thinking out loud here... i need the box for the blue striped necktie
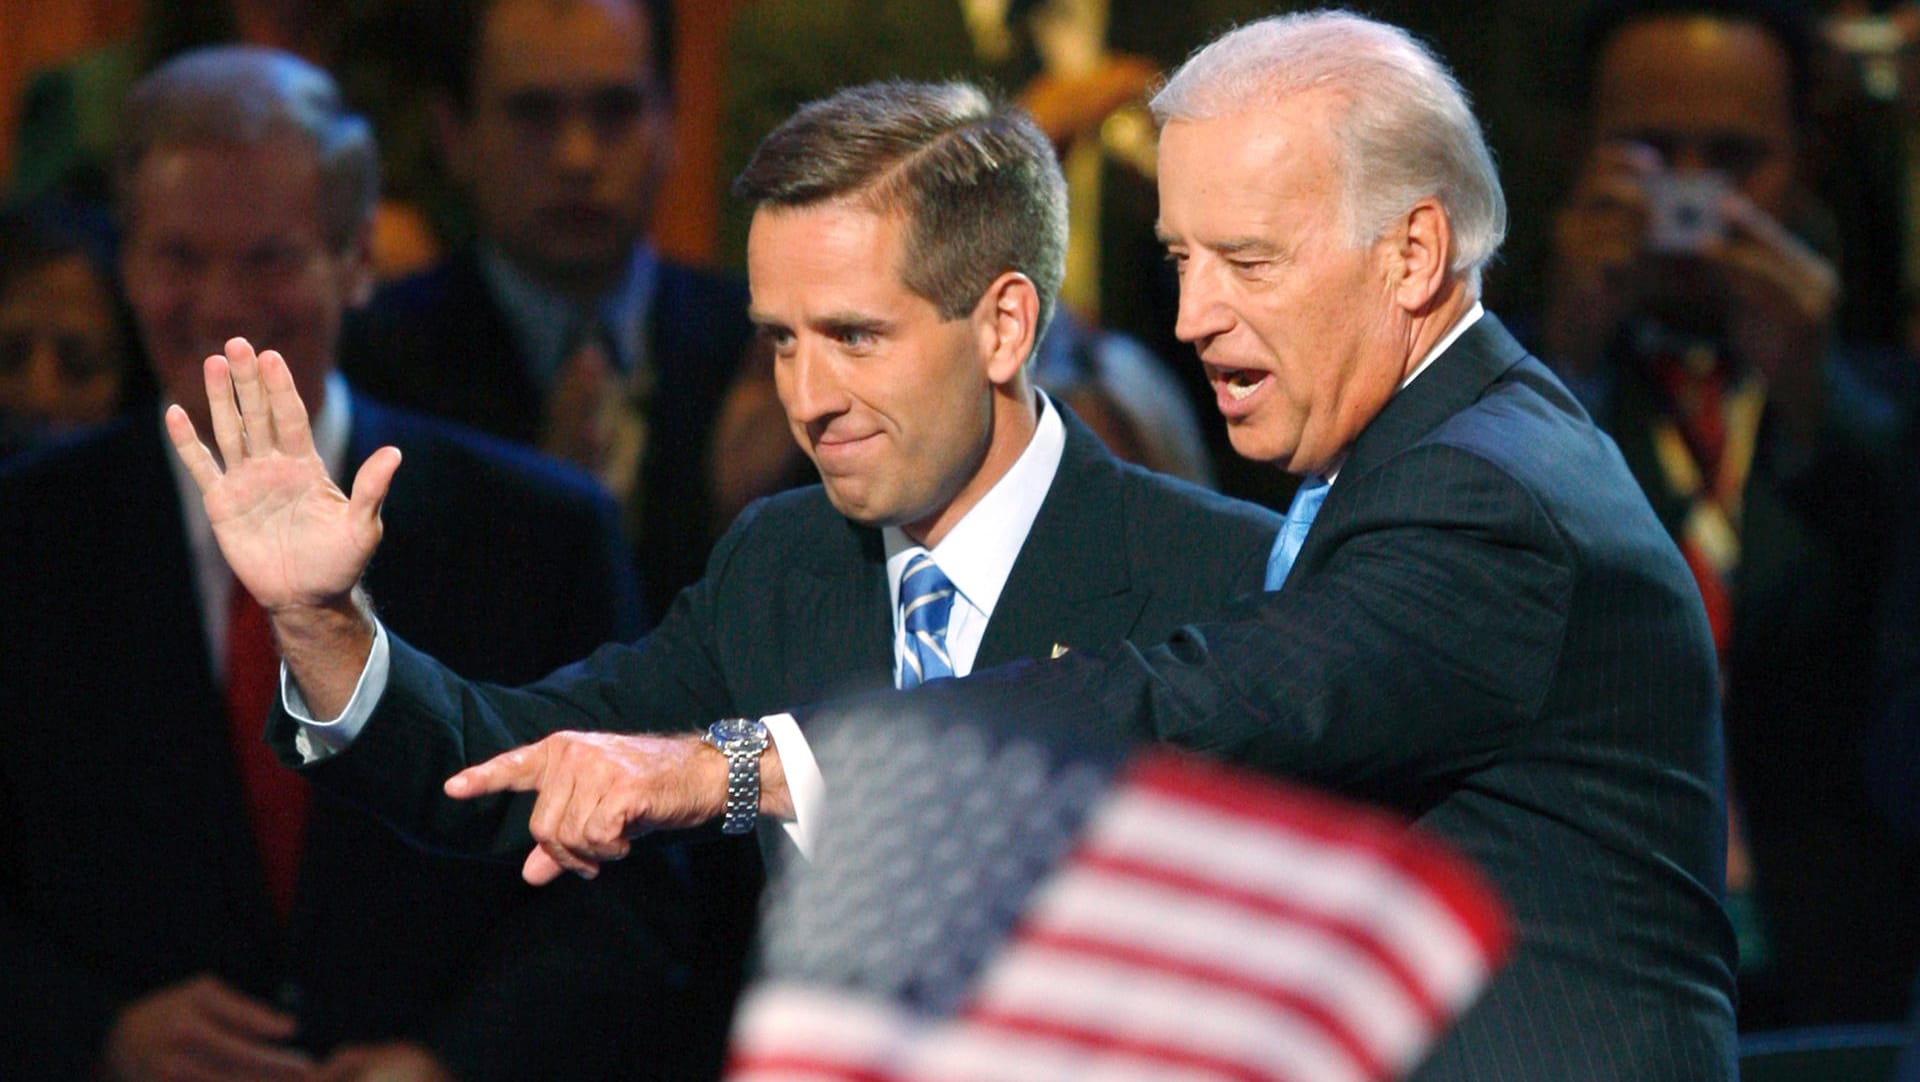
[899,551,957,689]
[1265,477,1330,591]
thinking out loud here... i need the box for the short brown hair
[114,46,378,251]
[734,81,1067,344]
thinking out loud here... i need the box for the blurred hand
[1711,191,1838,440]
[1544,141,1660,376]
[314,1041,454,1082]
[101,975,313,1082]
[444,730,783,885]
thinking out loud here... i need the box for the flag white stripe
[1020,867,1430,1065]
[965,950,1372,1082]
[1086,790,1490,1007]
[730,982,917,1073]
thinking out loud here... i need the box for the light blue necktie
[1265,477,1330,591]
[898,551,957,689]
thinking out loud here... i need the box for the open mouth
[1208,364,1271,402]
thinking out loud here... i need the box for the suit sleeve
[890,445,1574,798]
[272,500,775,859]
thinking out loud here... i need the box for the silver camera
[1644,171,1731,255]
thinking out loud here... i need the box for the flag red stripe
[1121,754,1512,960]
[994,928,1394,1079]
[957,1007,1291,1082]
[1063,849,1449,1027]
[726,1052,897,1082]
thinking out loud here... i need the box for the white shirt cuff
[285,621,392,764]
[762,711,822,859]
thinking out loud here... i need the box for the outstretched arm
[164,337,398,718]
[445,730,794,885]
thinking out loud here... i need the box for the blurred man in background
[341,0,755,619]
[0,47,662,1081]
[1540,0,1915,1026]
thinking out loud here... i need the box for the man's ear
[974,271,1041,386]
[430,92,473,187]
[1388,197,1453,314]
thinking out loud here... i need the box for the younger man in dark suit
[339,0,754,619]
[0,47,653,1081]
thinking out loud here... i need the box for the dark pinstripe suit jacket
[892,315,1740,1080]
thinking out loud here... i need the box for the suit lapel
[789,513,895,698]
[123,422,233,760]
[126,422,287,958]
[977,406,1147,669]
[453,256,550,443]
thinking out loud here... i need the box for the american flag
[728,711,1512,1082]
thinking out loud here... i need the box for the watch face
[708,717,768,750]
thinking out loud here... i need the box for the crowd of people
[1,1,1916,1080]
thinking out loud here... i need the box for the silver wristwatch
[704,717,770,835]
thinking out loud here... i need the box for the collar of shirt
[477,243,657,387]
[882,390,1067,680]
[1322,300,1483,487]
[166,371,354,676]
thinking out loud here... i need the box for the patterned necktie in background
[899,551,957,690]
[1265,477,1330,591]
[543,321,651,522]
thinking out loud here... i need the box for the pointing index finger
[445,745,544,799]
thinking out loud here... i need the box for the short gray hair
[734,80,1068,346]
[114,46,378,251]
[1152,11,1506,292]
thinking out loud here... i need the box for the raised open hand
[164,337,399,614]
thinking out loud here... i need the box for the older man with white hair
[877,14,1740,1076]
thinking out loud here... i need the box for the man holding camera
[1543,0,1913,1027]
